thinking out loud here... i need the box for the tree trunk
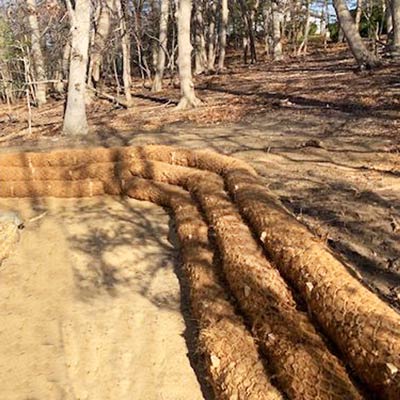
[391,0,400,55]
[116,0,133,106]
[26,0,47,106]
[90,0,115,87]
[207,0,218,71]
[297,0,310,55]
[194,0,208,74]
[355,0,363,32]
[333,0,380,67]
[63,0,91,136]
[320,0,330,47]
[176,0,201,109]
[217,0,229,69]
[262,0,272,55]
[238,0,257,63]
[152,0,170,91]
[0,64,14,106]
[248,0,259,62]
[386,0,393,38]
[62,40,71,81]
[272,1,283,60]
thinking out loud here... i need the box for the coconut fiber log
[122,161,362,400]
[125,178,283,400]
[224,169,400,399]
[0,172,283,400]
[0,147,133,167]
[0,145,255,174]
[0,160,361,398]
[0,179,106,198]
[0,163,133,182]
[1,146,399,397]
[132,145,400,400]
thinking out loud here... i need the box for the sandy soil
[0,197,207,400]
[0,48,399,398]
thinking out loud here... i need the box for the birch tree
[63,0,91,135]
[26,0,47,106]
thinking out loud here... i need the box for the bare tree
[152,0,170,91]
[262,0,272,55]
[391,0,400,55]
[116,0,132,106]
[355,0,363,32]
[194,0,208,74]
[272,0,283,60]
[297,0,311,55]
[90,0,115,87]
[207,0,218,71]
[63,0,91,135]
[176,0,201,108]
[26,0,47,106]
[238,0,257,63]
[217,0,229,69]
[386,0,393,38]
[333,0,380,68]
[248,0,260,62]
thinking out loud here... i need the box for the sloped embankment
[0,145,398,399]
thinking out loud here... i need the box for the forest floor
[0,44,399,399]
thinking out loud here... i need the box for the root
[176,95,202,110]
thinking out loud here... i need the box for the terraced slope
[0,145,399,399]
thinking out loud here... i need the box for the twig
[28,211,48,224]
[86,85,128,108]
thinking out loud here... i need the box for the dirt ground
[0,197,209,400]
[0,46,399,398]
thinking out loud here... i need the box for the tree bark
[62,40,71,81]
[355,0,363,32]
[26,0,47,106]
[391,0,400,55]
[272,1,283,60]
[152,0,170,91]
[116,0,133,106]
[386,0,393,37]
[297,0,310,55]
[238,0,257,63]
[262,0,272,55]
[90,0,115,87]
[333,0,380,67]
[63,0,91,135]
[248,0,259,62]
[217,0,229,69]
[207,0,218,71]
[176,0,201,109]
[194,0,208,74]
